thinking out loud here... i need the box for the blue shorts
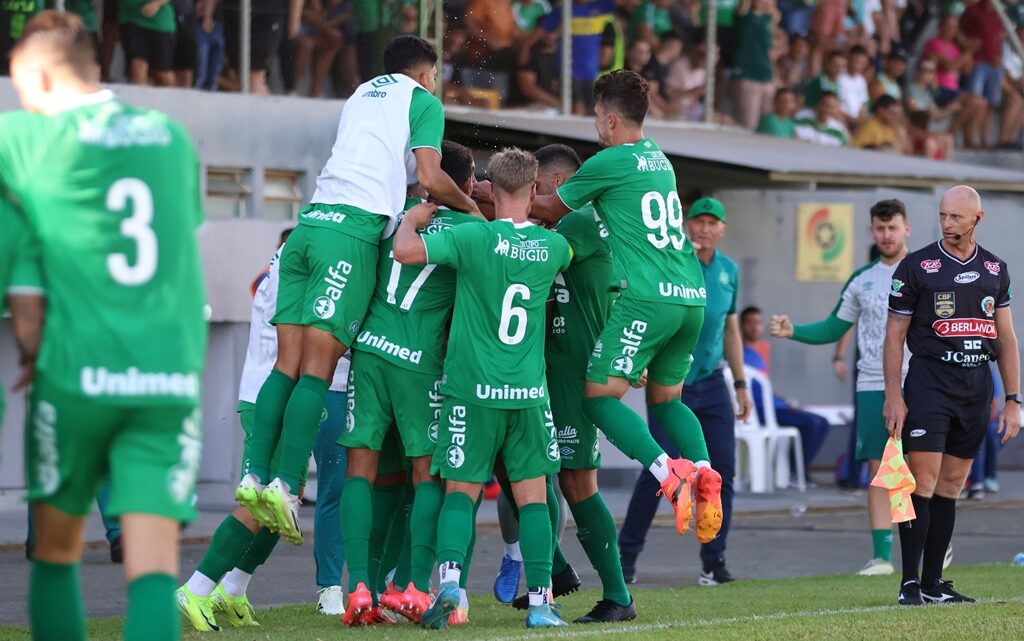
[966,62,1003,106]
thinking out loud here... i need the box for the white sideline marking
[465,596,1024,641]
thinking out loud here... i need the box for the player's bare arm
[414,148,483,219]
[724,313,752,421]
[8,292,44,390]
[393,202,437,265]
[883,312,911,438]
[529,192,572,225]
[994,305,1022,443]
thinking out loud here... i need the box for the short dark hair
[440,140,474,187]
[659,32,683,49]
[908,109,930,130]
[11,11,96,77]
[818,90,839,102]
[594,70,649,126]
[740,306,763,323]
[383,35,438,75]
[775,86,795,99]
[535,144,581,173]
[873,94,898,111]
[827,49,845,61]
[849,44,869,58]
[870,198,907,222]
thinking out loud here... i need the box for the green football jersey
[0,92,207,406]
[547,205,613,378]
[354,206,482,374]
[557,138,706,307]
[423,219,572,408]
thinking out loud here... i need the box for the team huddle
[2,10,1019,641]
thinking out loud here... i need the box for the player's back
[436,219,572,407]
[557,138,705,307]
[0,94,207,404]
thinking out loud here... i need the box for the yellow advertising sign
[795,203,854,282]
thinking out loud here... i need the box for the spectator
[626,40,666,118]
[808,0,846,76]
[221,0,299,95]
[777,0,814,37]
[599,6,628,76]
[869,48,907,103]
[0,0,42,75]
[664,38,733,123]
[294,0,344,97]
[629,0,675,48]
[852,94,908,152]
[354,0,386,80]
[777,33,810,95]
[173,0,199,88]
[847,0,883,57]
[804,49,844,109]
[757,87,797,137]
[442,21,473,104]
[837,45,871,126]
[195,0,226,90]
[794,91,849,146]
[905,58,957,159]
[922,14,970,109]
[465,0,524,69]
[907,110,946,161]
[120,0,178,86]
[960,0,1006,149]
[67,0,100,50]
[730,0,779,130]
[741,306,831,486]
[511,0,552,32]
[645,33,685,117]
[534,0,615,115]
[513,23,561,108]
[998,24,1024,149]
[701,0,741,70]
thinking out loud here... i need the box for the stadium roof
[445,107,1024,192]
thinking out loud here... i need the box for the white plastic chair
[744,367,807,492]
[724,367,772,493]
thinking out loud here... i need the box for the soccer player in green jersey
[394,148,572,630]
[338,141,483,625]
[528,70,724,542]
[536,144,636,622]
[0,13,207,641]
[241,35,481,545]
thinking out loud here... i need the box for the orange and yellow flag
[870,437,917,523]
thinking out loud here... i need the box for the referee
[618,197,752,585]
[884,185,1021,605]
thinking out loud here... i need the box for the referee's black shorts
[903,356,993,459]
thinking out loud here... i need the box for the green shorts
[548,374,601,470]
[587,295,705,386]
[855,390,888,461]
[26,375,200,522]
[272,206,387,347]
[377,424,410,475]
[239,400,314,487]
[338,350,443,458]
[431,397,561,483]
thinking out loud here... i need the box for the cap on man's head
[687,197,726,222]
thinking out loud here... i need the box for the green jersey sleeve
[556,207,605,263]
[422,220,480,268]
[0,201,44,296]
[409,87,444,154]
[556,151,614,211]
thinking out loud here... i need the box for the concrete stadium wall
[0,82,1020,492]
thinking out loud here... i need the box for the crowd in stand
[2,0,1021,155]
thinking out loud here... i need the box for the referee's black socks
[898,493,932,584]
[921,495,957,588]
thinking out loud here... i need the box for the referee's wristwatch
[1006,393,1023,405]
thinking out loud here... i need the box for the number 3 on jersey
[642,190,685,250]
[107,178,158,286]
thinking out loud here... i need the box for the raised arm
[882,312,911,439]
[414,149,484,219]
[771,312,853,345]
[995,306,1021,444]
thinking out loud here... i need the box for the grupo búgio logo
[805,207,845,264]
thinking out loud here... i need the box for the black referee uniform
[887,239,1011,605]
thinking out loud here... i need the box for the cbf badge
[934,292,955,319]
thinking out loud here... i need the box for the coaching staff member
[884,185,1021,606]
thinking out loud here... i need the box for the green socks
[648,399,710,463]
[197,515,257,583]
[584,396,666,467]
[436,491,476,568]
[547,477,569,575]
[460,493,483,589]
[519,502,553,589]
[236,527,280,574]
[410,480,444,591]
[249,369,297,483]
[571,493,632,606]
[368,483,405,593]
[340,476,373,592]
[124,573,178,641]
[390,484,415,588]
[275,375,328,489]
[872,528,894,562]
[30,560,85,641]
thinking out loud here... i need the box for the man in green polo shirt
[618,197,751,586]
